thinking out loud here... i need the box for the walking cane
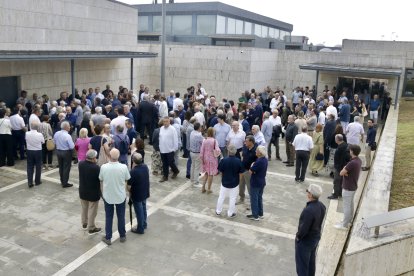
[128,197,133,230]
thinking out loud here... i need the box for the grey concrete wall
[0,0,138,51]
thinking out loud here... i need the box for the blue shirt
[339,104,350,122]
[242,143,258,170]
[369,99,380,111]
[250,157,268,188]
[189,131,204,153]
[366,126,377,144]
[214,123,231,148]
[112,98,121,108]
[218,156,245,188]
[54,129,74,150]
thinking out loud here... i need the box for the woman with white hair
[75,128,91,162]
[247,145,268,221]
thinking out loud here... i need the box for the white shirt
[140,92,149,101]
[159,125,178,153]
[269,98,279,111]
[159,101,168,118]
[95,93,104,100]
[200,87,206,96]
[318,111,326,125]
[326,105,338,120]
[0,118,12,135]
[254,131,266,146]
[10,114,25,130]
[292,133,314,151]
[29,114,41,130]
[346,122,364,145]
[25,130,44,150]
[110,115,128,135]
[226,129,246,149]
[173,98,183,111]
[269,115,281,126]
[194,111,205,126]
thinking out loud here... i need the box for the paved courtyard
[0,145,333,276]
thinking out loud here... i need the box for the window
[138,16,148,32]
[254,24,261,37]
[227,18,236,34]
[153,16,172,34]
[172,15,192,35]
[216,15,226,34]
[261,26,268,38]
[268,28,274,38]
[274,28,280,39]
[244,22,252,35]
[197,15,216,35]
[235,19,243,34]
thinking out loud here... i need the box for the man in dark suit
[138,95,158,144]
[328,134,350,199]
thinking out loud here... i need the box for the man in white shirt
[158,96,169,119]
[226,121,246,159]
[172,92,184,111]
[318,109,326,126]
[159,117,180,182]
[197,83,206,97]
[292,127,314,182]
[29,107,41,130]
[10,107,27,160]
[110,106,128,135]
[193,104,205,126]
[94,87,104,101]
[269,93,280,111]
[269,109,282,127]
[25,122,45,187]
[326,101,338,121]
[345,116,364,145]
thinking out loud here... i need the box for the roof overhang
[299,63,402,77]
[0,50,158,61]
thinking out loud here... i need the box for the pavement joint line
[266,171,333,185]
[52,180,192,276]
[160,205,296,240]
[0,166,59,176]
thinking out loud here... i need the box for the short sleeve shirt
[342,157,362,191]
[99,161,131,204]
[218,156,245,188]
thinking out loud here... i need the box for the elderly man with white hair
[91,106,106,128]
[193,104,205,126]
[251,125,266,146]
[99,148,131,245]
[326,101,338,121]
[25,122,45,188]
[295,184,326,276]
[54,121,75,188]
[345,116,364,146]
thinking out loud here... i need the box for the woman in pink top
[75,128,91,161]
[200,127,221,194]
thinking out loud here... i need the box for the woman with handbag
[39,115,54,169]
[310,124,324,176]
[200,127,221,194]
[88,125,110,166]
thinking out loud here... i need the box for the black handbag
[315,153,324,161]
[370,142,377,151]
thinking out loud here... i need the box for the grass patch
[389,99,414,210]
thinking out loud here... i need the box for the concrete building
[135,2,293,49]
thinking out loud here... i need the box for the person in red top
[335,144,362,230]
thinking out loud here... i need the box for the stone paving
[0,145,334,276]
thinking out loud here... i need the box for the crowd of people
[0,83,388,275]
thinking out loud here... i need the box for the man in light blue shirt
[189,122,204,187]
[99,148,131,245]
[54,121,75,188]
[214,114,231,158]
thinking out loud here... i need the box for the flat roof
[299,63,402,77]
[134,2,293,32]
[0,50,158,61]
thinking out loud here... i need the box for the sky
[117,0,412,46]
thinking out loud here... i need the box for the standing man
[335,145,362,230]
[284,115,298,167]
[216,145,245,218]
[10,107,27,160]
[78,149,102,235]
[328,134,350,200]
[214,114,231,158]
[345,116,364,146]
[238,136,257,205]
[99,148,131,245]
[362,119,377,171]
[25,123,44,188]
[138,95,157,143]
[295,184,326,276]
[368,94,380,125]
[292,127,314,182]
[339,99,351,131]
[159,117,180,182]
[226,121,246,159]
[54,121,75,188]
[189,122,204,188]
[128,153,150,234]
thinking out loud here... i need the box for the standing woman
[39,115,54,169]
[309,124,324,176]
[200,127,221,194]
[89,125,110,165]
[0,109,14,167]
[75,128,91,162]
[247,145,268,221]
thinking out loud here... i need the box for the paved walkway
[0,144,333,276]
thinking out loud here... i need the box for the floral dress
[200,137,220,175]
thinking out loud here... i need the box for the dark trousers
[295,150,310,181]
[27,150,42,185]
[42,144,53,165]
[182,134,189,157]
[295,238,319,276]
[186,154,191,177]
[0,134,14,166]
[285,140,295,164]
[12,129,26,159]
[333,169,342,197]
[161,151,179,178]
[140,122,153,142]
[56,149,72,186]
[104,199,126,240]
[268,138,280,159]
[235,148,242,159]
[133,200,147,233]
[323,143,330,165]
[250,186,264,218]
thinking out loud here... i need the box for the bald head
[109,148,120,162]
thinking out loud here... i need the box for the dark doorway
[337,77,354,99]
[0,76,19,107]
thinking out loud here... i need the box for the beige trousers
[80,199,99,230]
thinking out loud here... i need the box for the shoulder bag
[97,136,108,166]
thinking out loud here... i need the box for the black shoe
[247,214,259,221]
[131,227,144,234]
[35,181,42,186]
[215,211,221,216]
[82,223,87,230]
[362,167,370,171]
[88,228,102,235]
[159,177,168,183]
[73,160,78,164]
[329,172,334,178]
[171,170,179,179]
[286,163,294,167]
[282,161,289,164]
[276,157,282,161]
[229,213,236,218]
[28,184,34,188]
[186,175,190,179]
[327,195,339,200]
[62,183,73,188]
